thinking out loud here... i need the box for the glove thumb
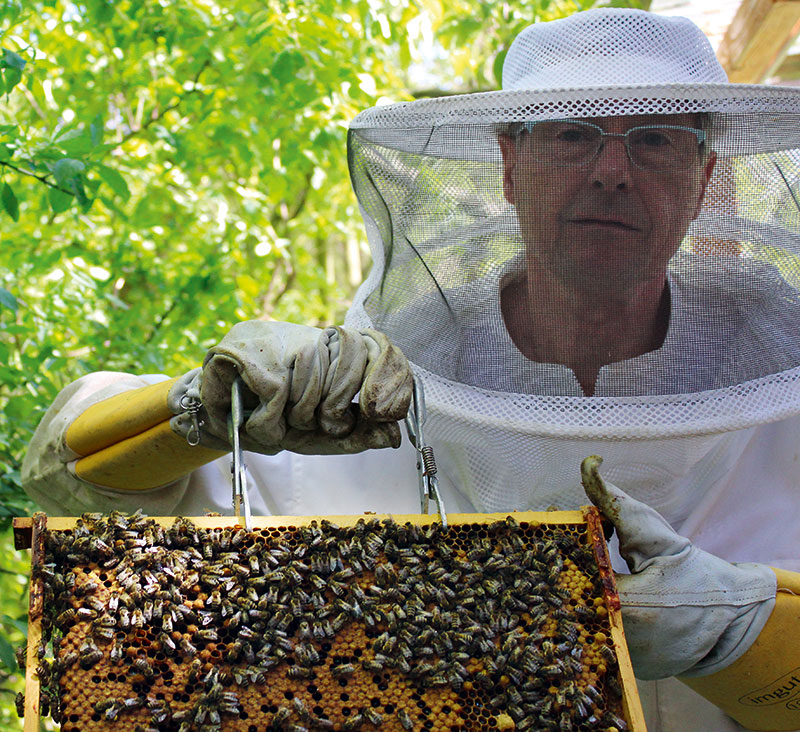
[581,455,690,574]
[358,329,413,422]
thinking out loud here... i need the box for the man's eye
[635,130,672,147]
[557,128,591,143]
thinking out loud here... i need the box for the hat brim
[350,83,800,157]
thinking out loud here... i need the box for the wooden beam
[12,510,588,548]
[774,51,800,79]
[717,0,800,83]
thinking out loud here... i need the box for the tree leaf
[0,633,16,672]
[271,49,306,84]
[97,164,130,201]
[1,48,26,71]
[0,2,23,25]
[3,66,22,93]
[52,158,85,188]
[48,185,73,213]
[90,113,104,146]
[73,179,92,211]
[2,182,19,221]
[0,287,17,311]
[1,613,28,636]
[58,131,94,156]
[492,48,508,88]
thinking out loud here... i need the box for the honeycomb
[21,512,632,732]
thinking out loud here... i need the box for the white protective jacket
[21,368,800,732]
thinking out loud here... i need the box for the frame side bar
[23,512,46,732]
[584,505,648,732]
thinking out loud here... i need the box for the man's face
[498,114,717,294]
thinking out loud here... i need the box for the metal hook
[404,378,448,530]
[227,377,252,531]
[179,393,203,447]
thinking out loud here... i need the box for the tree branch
[0,160,72,194]
[269,169,313,233]
[410,85,496,98]
[266,259,297,313]
[143,296,181,346]
[119,59,211,145]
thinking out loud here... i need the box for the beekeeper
[22,8,800,732]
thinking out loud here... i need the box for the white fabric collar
[454,250,800,397]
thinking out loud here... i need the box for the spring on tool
[405,377,447,529]
[420,445,437,476]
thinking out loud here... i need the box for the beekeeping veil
[345,8,800,520]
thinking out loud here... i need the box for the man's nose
[589,137,633,190]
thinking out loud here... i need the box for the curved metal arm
[404,378,448,530]
[227,377,252,531]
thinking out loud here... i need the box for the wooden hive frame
[14,509,646,732]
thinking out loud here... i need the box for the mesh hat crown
[502,8,728,90]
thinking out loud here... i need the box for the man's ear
[498,134,517,205]
[692,150,717,220]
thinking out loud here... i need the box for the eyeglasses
[519,120,707,172]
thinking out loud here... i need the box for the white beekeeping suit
[22,8,800,732]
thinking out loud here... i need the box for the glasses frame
[519,120,707,172]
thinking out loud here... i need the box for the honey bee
[296,642,320,666]
[397,708,414,730]
[363,707,383,725]
[287,665,315,679]
[180,637,198,656]
[55,608,76,627]
[92,626,116,642]
[103,701,125,721]
[331,663,356,676]
[13,691,25,719]
[600,644,617,664]
[158,631,177,653]
[132,657,154,679]
[603,712,629,731]
[342,713,364,730]
[269,705,291,726]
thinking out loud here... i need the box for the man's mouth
[570,217,640,232]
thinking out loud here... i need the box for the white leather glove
[171,321,413,455]
[580,455,777,680]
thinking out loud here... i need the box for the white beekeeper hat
[502,8,728,90]
[351,8,799,156]
[344,9,800,514]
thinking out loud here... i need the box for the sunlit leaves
[0,47,25,94]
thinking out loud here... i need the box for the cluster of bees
[18,511,630,731]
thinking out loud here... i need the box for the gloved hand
[580,455,777,680]
[173,321,413,455]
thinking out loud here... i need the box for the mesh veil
[344,9,800,514]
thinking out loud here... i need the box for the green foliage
[412,0,652,93]
[0,0,641,725]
